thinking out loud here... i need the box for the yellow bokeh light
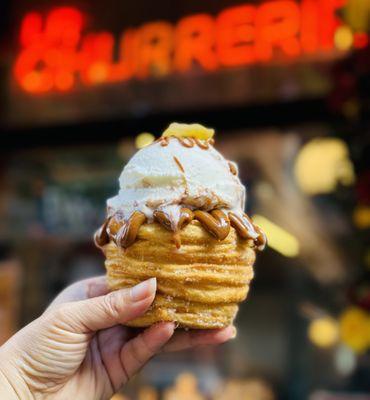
[135,132,155,149]
[253,215,299,258]
[353,206,370,229]
[340,307,370,353]
[294,138,355,195]
[334,26,354,51]
[308,317,339,348]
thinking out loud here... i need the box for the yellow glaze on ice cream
[162,122,215,140]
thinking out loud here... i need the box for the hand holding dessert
[95,123,266,329]
[0,276,235,400]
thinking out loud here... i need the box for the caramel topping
[194,138,209,150]
[178,208,194,229]
[157,136,214,149]
[153,210,174,231]
[229,212,267,250]
[107,217,122,236]
[228,213,250,239]
[160,137,169,147]
[154,207,194,248]
[178,137,194,148]
[228,162,237,176]
[193,210,230,240]
[173,156,185,173]
[154,208,194,232]
[96,209,265,251]
[94,218,111,247]
[254,225,267,251]
[116,211,147,248]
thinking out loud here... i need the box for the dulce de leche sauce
[94,207,266,251]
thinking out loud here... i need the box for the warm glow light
[334,25,354,51]
[353,32,369,48]
[174,14,218,72]
[14,1,365,94]
[216,5,256,67]
[135,132,155,149]
[255,1,301,60]
[308,316,339,348]
[353,206,370,229]
[87,62,109,83]
[340,307,370,353]
[294,138,355,195]
[252,214,300,257]
[136,22,173,78]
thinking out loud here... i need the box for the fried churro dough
[104,220,256,329]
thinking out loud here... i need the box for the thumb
[48,278,157,333]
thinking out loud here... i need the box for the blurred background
[0,0,370,399]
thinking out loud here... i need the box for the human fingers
[161,325,236,352]
[46,278,156,333]
[118,322,175,388]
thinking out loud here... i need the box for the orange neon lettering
[216,5,257,67]
[174,14,218,72]
[12,1,359,94]
[301,0,319,53]
[14,7,83,93]
[255,1,301,61]
[44,7,83,47]
[80,32,114,84]
[318,0,346,50]
[20,12,43,47]
[135,22,173,78]
[107,30,136,82]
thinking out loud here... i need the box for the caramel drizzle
[116,211,147,248]
[97,211,147,249]
[96,209,266,251]
[94,217,111,247]
[228,162,237,176]
[158,136,213,150]
[160,136,170,147]
[193,210,230,240]
[154,208,193,248]
[178,137,194,148]
[173,156,185,173]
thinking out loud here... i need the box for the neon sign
[13,0,367,94]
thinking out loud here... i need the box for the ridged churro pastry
[95,123,266,329]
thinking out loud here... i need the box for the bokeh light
[334,26,354,51]
[294,138,355,195]
[308,317,339,348]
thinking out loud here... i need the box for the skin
[0,276,236,400]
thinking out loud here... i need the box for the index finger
[161,325,236,352]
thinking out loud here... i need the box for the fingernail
[130,278,156,302]
[231,326,237,339]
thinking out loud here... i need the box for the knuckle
[130,339,146,364]
[42,303,71,328]
[103,291,122,320]
[139,334,156,357]
[52,303,70,320]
